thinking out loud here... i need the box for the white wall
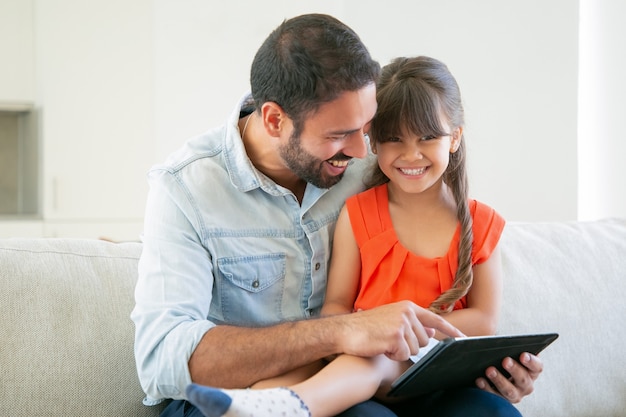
[5,0,623,239]
[578,0,626,220]
[154,0,579,222]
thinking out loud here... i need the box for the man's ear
[261,102,288,138]
[450,126,463,153]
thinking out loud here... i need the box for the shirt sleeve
[471,200,506,265]
[131,168,216,404]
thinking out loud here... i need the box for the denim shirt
[131,94,370,404]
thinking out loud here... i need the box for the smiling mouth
[328,159,351,168]
[399,167,426,175]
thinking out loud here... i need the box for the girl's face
[373,117,461,196]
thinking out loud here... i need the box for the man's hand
[475,352,543,403]
[336,300,464,361]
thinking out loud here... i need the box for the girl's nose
[403,142,424,160]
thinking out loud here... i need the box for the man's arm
[189,300,464,388]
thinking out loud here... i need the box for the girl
[185,56,516,417]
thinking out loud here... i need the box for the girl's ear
[370,142,377,154]
[450,127,463,153]
[261,102,288,138]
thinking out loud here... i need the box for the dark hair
[250,14,380,135]
[368,56,473,314]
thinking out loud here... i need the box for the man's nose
[344,131,369,159]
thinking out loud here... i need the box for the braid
[429,140,474,314]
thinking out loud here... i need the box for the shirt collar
[222,93,329,203]
[222,93,265,192]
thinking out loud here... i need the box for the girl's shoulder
[347,183,387,208]
[469,199,505,226]
[469,199,506,259]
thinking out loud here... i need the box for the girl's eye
[384,136,401,143]
[420,135,438,141]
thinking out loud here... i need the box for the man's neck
[239,113,307,203]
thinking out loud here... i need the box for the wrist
[310,313,349,357]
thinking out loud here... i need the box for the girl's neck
[387,180,456,215]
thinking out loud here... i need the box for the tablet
[387,332,559,398]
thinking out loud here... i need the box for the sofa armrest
[498,218,626,416]
[0,238,164,416]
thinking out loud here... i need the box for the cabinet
[0,0,35,103]
[36,0,154,240]
[1,0,153,241]
[0,108,38,217]
[0,1,38,221]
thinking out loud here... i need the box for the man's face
[279,84,377,188]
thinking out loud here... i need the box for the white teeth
[400,167,426,175]
[329,160,349,167]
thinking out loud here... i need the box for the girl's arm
[437,245,503,338]
[321,205,362,317]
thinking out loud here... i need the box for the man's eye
[330,133,349,141]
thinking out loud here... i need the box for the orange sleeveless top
[346,184,505,312]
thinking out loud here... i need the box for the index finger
[414,307,465,339]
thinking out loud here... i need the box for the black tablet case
[388,332,559,398]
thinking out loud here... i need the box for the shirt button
[314,263,321,271]
[252,280,260,288]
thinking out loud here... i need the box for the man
[132,13,542,417]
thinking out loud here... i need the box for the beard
[278,132,348,189]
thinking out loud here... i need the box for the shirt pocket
[215,253,286,326]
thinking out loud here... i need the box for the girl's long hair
[367,56,473,314]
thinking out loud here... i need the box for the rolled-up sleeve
[131,168,216,403]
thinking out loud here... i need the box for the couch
[1,218,625,416]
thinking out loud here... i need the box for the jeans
[387,388,523,417]
[161,387,522,417]
[160,399,395,417]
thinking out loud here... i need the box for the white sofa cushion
[499,219,626,417]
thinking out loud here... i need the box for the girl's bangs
[400,83,448,137]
